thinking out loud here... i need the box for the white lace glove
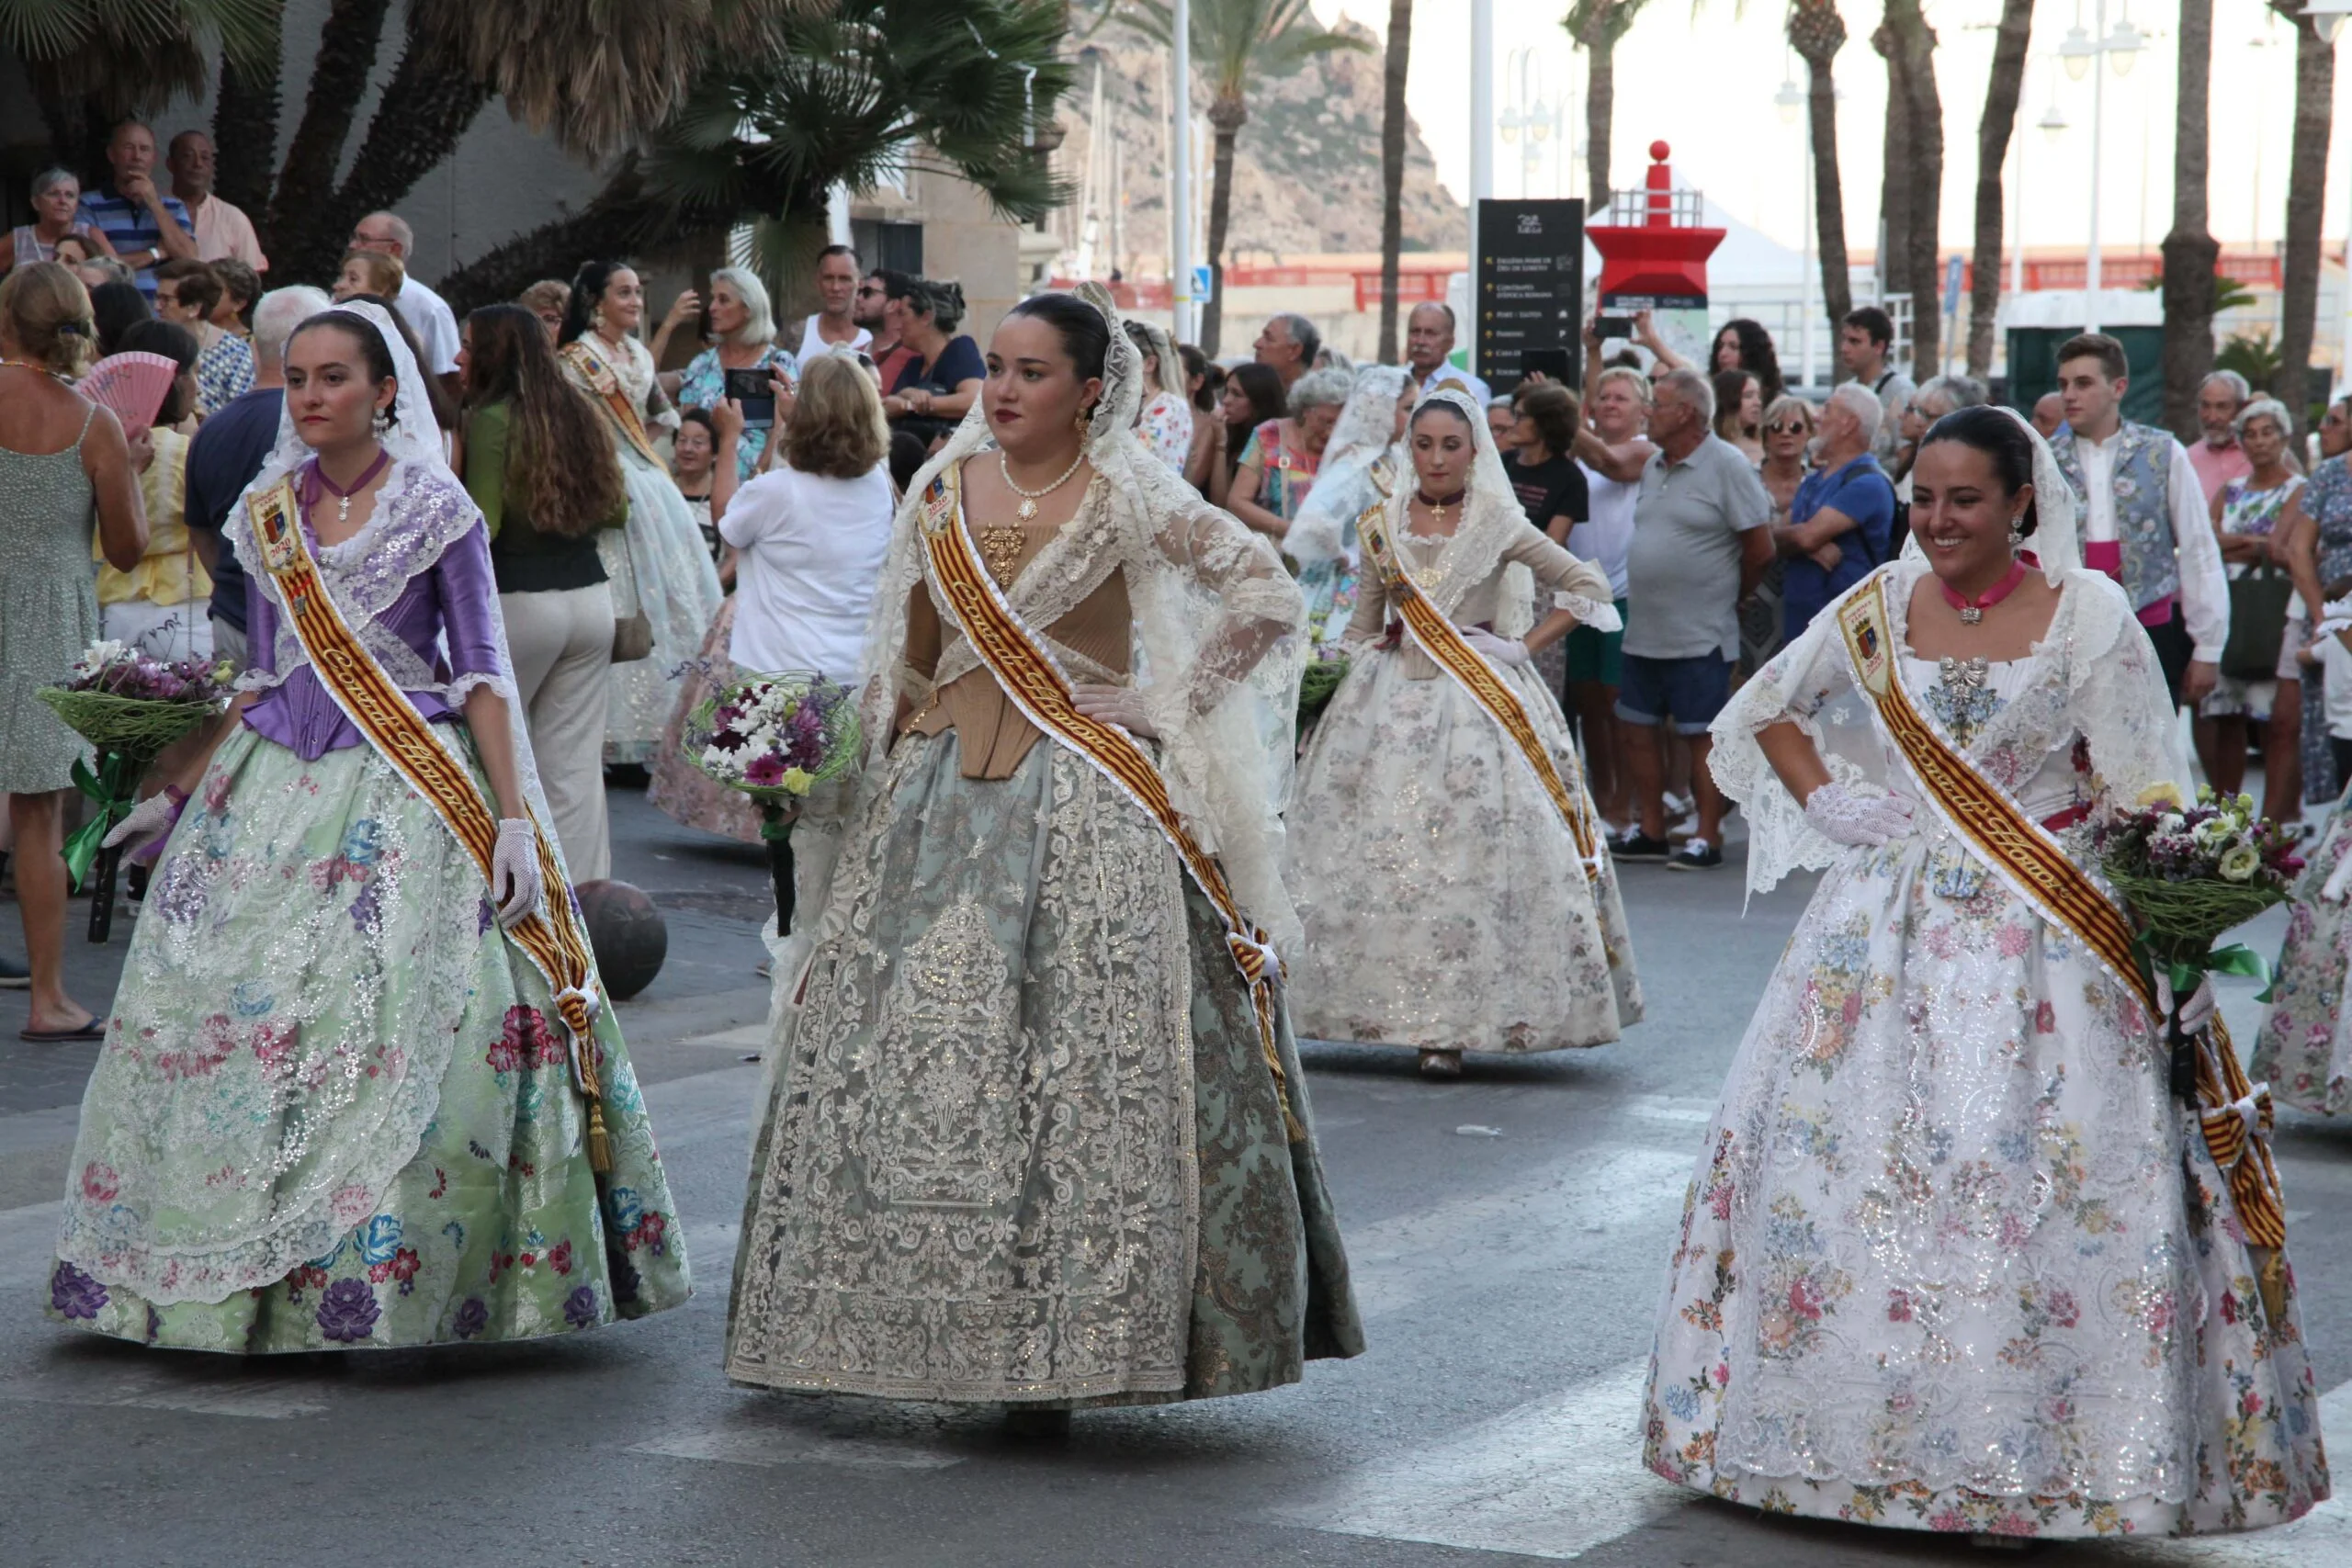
[491,818,544,929]
[2153,969,2220,1035]
[1463,627,1532,668]
[1802,782,1916,848]
[102,787,187,860]
[1071,684,1158,739]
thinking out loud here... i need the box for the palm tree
[439,0,1071,310]
[1964,0,2031,380]
[2159,0,2219,441]
[2271,2,2335,434]
[1564,0,1649,220]
[1376,0,1415,367]
[1124,0,1369,355]
[1787,0,1851,380]
[3,0,277,174]
[1873,0,1942,378]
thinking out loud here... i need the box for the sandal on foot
[21,1017,104,1043]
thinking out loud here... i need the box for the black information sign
[1476,198,1584,392]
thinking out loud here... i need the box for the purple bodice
[240,475,505,760]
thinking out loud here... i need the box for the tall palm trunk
[1201,94,1247,356]
[1789,0,1851,382]
[1376,0,1413,366]
[1873,24,1914,323]
[1878,1,1942,377]
[210,5,284,227]
[279,12,494,287]
[2161,0,2219,441]
[265,0,393,270]
[2274,10,2335,435]
[1582,23,1615,216]
[1966,0,2032,379]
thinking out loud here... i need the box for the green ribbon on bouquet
[2134,934,2275,1007]
[62,750,144,891]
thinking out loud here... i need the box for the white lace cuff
[1555,592,1623,632]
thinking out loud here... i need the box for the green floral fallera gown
[47,457,690,1351]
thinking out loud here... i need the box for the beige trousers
[501,583,616,884]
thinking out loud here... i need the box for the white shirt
[2073,427,2231,664]
[1574,459,1637,599]
[718,462,896,682]
[794,316,873,364]
[391,275,462,375]
[1417,364,1492,408]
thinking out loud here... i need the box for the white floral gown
[1286,500,1642,1054]
[2255,789,2352,1113]
[1645,562,2327,1539]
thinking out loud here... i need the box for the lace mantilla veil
[802,281,1309,963]
[1717,403,2187,898]
[1288,365,1408,568]
[220,299,568,869]
[1347,385,1622,639]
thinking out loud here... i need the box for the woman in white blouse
[720,353,896,685]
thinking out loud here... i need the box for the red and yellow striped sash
[1836,574,2283,1258]
[560,341,661,468]
[1358,504,1601,863]
[918,467,1301,1141]
[247,478,615,1172]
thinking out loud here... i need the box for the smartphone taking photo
[725,367,776,429]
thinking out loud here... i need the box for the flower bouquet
[681,672,861,927]
[38,639,233,938]
[1296,649,1351,734]
[2093,786,2302,1099]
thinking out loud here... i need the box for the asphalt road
[3,784,2350,1567]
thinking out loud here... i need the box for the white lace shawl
[1288,366,1408,568]
[815,282,1309,960]
[1713,557,2193,898]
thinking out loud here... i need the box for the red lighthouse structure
[1586,141,1725,315]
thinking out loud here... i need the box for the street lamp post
[1471,0,1495,379]
[1775,75,1811,386]
[1170,0,1192,343]
[2060,1,2141,333]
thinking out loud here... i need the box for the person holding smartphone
[666,265,797,479]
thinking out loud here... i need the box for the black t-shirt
[183,387,284,633]
[1501,452,1589,538]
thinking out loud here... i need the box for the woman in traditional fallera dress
[47,302,689,1350]
[1284,389,1641,1077]
[726,286,1361,1428]
[2256,593,2352,1114]
[558,259,725,764]
[1645,407,2325,1539]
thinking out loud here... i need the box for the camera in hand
[725,367,777,429]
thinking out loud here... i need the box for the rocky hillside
[1054,18,1464,267]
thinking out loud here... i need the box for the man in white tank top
[789,244,874,364]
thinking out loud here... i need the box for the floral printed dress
[47,457,691,1352]
[677,344,797,479]
[2255,793,2352,1114]
[1649,567,2328,1540]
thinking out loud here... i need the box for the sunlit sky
[1307,0,2352,259]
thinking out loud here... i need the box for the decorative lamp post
[2302,2,2352,381]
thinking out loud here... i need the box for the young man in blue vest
[2048,333,2228,708]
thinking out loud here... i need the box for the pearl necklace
[998,448,1089,521]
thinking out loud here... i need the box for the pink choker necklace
[1939,558,2028,626]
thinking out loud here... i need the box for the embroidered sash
[246,478,616,1173]
[560,341,661,468]
[1357,502,1602,864]
[918,466,1302,1141]
[1834,573,2286,1265]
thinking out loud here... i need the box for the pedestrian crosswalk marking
[1271,1358,1688,1560]
[1346,1144,1693,1320]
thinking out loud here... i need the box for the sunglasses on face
[1765,420,1812,435]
